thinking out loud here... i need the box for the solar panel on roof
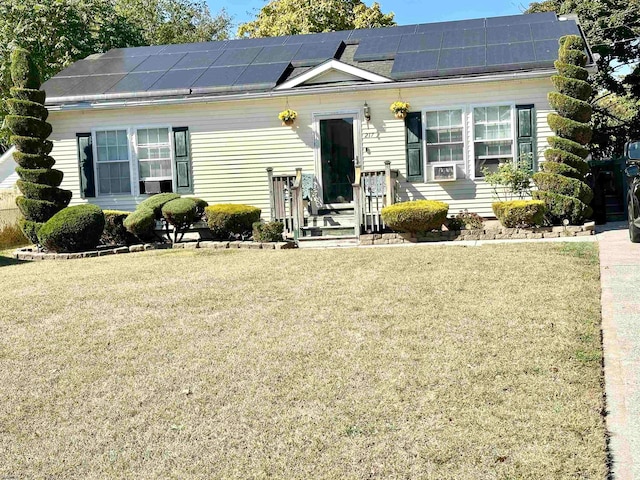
[100,46,167,58]
[486,42,536,65]
[252,44,301,64]
[133,54,186,72]
[107,71,166,93]
[213,47,262,66]
[190,65,246,92]
[353,36,402,61]
[442,27,486,49]
[41,77,84,98]
[233,62,290,87]
[287,31,352,44]
[225,37,288,49]
[173,51,222,69]
[59,56,148,77]
[530,20,580,41]
[534,39,561,61]
[148,68,207,91]
[66,74,128,97]
[438,46,486,71]
[486,24,533,45]
[391,51,439,79]
[398,33,442,53]
[291,41,344,67]
[485,12,557,27]
[159,41,227,54]
[416,18,485,34]
[348,25,418,41]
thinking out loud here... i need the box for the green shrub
[11,136,53,155]
[4,115,52,139]
[9,87,46,104]
[543,149,590,175]
[533,190,592,225]
[123,207,156,239]
[190,197,209,218]
[547,136,589,159]
[10,48,40,89]
[162,198,199,241]
[553,61,589,81]
[38,204,105,253]
[16,196,63,222]
[137,193,180,218]
[547,92,592,123]
[15,167,63,187]
[17,219,42,245]
[558,49,588,67]
[253,221,284,242]
[492,200,546,228]
[12,152,55,169]
[101,210,137,246]
[547,113,592,145]
[456,209,484,229]
[540,161,581,179]
[559,35,585,51]
[550,75,592,101]
[16,180,72,204]
[6,99,48,120]
[205,204,262,238]
[532,172,593,204]
[381,200,449,233]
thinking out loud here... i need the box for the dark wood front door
[320,118,355,204]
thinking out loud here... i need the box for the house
[40,11,594,243]
[0,148,18,191]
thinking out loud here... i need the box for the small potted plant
[390,101,410,119]
[278,109,297,126]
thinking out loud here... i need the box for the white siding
[49,76,553,218]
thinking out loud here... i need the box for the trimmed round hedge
[547,113,592,145]
[381,200,449,233]
[11,136,53,155]
[10,48,40,89]
[4,115,52,139]
[6,98,48,120]
[12,151,56,169]
[547,136,589,159]
[548,92,592,123]
[205,204,261,237]
[253,221,284,242]
[550,75,592,101]
[16,180,72,204]
[162,198,199,229]
[16,196,64,222]
[9,87,46,104]
[18,219,43,245]
[15,166,63,187]
[543,148,591,175]
[137,192,180,218]
[38,204,105,253]
[101,210,137,246]
[123,207,156,239]
[492,200,546,228]
[540,161,581,179]
[532,190,592,225]
[554,61,589,81]
[532,172,593,204]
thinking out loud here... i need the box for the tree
[6,48,72,243]
[532,35,594,224]
[525,0,640,157]
[237,0,395,38]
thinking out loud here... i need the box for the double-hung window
[95,129,131,195]
[425,109,464,181]
[473,105,514,178]
[136,127,173,194]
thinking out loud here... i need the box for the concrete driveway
[598,222,640,479]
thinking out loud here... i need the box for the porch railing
[267,167,303,240]
[354,160,399,234]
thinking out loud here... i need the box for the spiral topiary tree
[5,48,72,243]
[532,35,593,225]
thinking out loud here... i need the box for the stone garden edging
[359,221,596,245]
[13,240,296,261]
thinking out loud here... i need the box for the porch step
[301,225,356,237]
[297,235,359,248]
[305,215,356,228]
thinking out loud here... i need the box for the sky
[213,0,527,34]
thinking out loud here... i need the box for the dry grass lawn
[0,243,606,479]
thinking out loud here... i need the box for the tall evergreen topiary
[6,48,72,243]
[532,35,593,225]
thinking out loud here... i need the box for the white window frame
[92,124,175,197]
[470,102,517,180]
[421,105,467,183]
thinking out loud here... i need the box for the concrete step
[301,225,356,237]
[297,235,359,248]
[305,215,356,227]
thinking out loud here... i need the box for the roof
[42,12,590,106]
[0,148,17,190]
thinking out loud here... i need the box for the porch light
[363,101,371,122]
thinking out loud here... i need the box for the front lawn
[0,244,606,478]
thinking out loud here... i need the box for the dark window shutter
[172,127,193,194]
[405,112,423,182]
[76,133,95,198]
[516,105,535,169]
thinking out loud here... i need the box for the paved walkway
[598,222,640,479]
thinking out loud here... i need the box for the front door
[319,117,356,204]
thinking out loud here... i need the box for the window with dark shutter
[405,112,423,182]
[516,105,536,169]
[172,127,193,194]
[76,133,95,198]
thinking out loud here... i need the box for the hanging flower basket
[390,101,410,119]
[278,109,297,126]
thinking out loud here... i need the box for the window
[136,127,173,194]
[424,109,464,181]
[473,105,514,177]
[95,129,131,195]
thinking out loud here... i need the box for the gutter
[46,68,569,112]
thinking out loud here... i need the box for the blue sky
[215,0,526,34]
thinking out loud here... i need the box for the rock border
[359,221,596,245]
[13,240,296,261]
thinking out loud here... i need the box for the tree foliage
[526,0,640,157]
[237,0,395,38]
